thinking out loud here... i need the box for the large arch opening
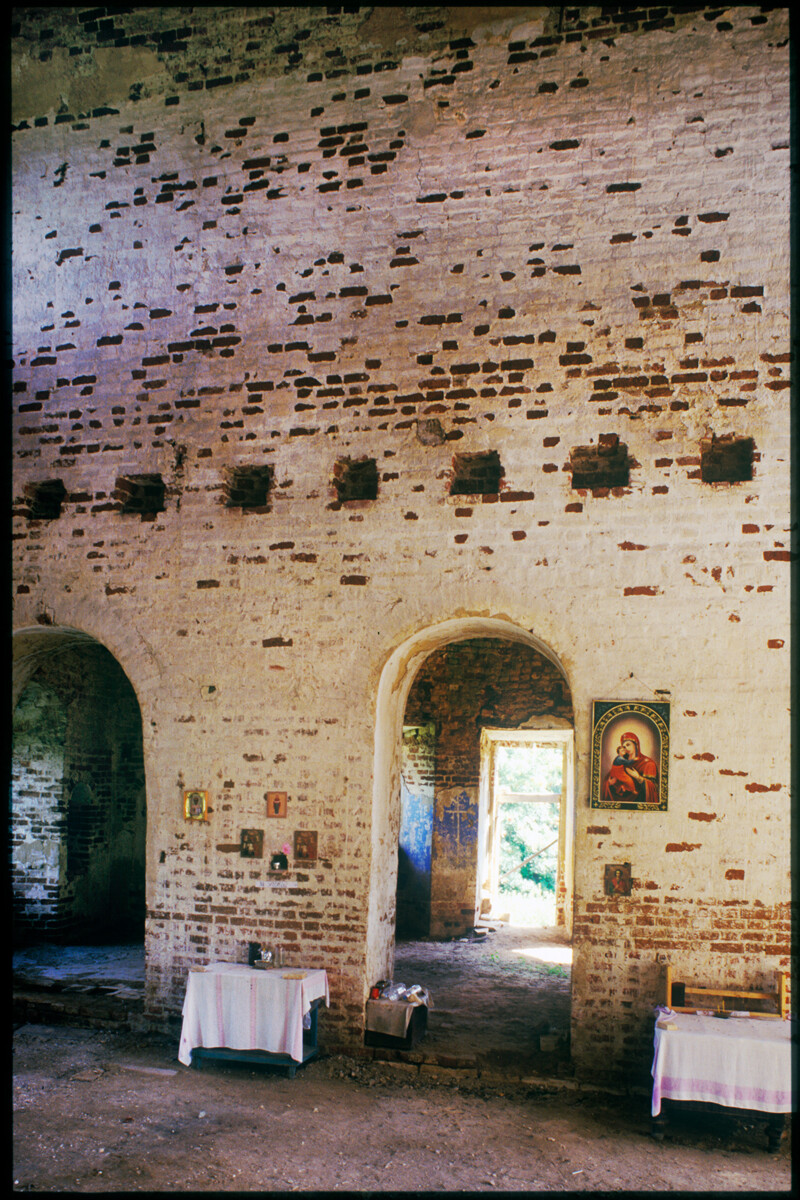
[369,618,575,1064]
[12,627,147,989]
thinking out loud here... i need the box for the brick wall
[11,5,791,1077]
[12,681,68,935]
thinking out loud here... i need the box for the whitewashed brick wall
[11,5,790,1080]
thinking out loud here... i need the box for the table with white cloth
[178,963,329,1075]
[651,1011,793,1150]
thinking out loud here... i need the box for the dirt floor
[11,924,573,1069]
[12,924,794,1194]
[12,1021,793,1194]
[394,924,572,1060]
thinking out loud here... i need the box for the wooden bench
[664,965,787,1018]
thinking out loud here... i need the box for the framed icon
[590,700,670,811]
[293,830,318,862]
[604,862,633,897]
[184,789,209,821]
[266,791,288,818]
[240,828,264,858]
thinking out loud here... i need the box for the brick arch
[12,619,159,717]
[367,617,572,989]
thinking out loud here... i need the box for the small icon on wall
[240,828,264,859]
[604,862,632,897]
[266,791,288,818]
[184,790,209,821]
[294,830,318,862]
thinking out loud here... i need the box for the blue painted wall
[396,725,435,937]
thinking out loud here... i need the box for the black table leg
[766,1114,784,1153]
[651,1110,668,1142]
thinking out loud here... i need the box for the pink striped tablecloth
[651,1011,792,1117]
[178,963,329,1066]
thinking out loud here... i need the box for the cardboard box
[364,999,428,1049]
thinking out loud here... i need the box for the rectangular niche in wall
[449,450,504,496]
[222,464,273,510]
[569,435,630,490]
[114,473,166,518]
[700,434,754,483]
[24,479,67,520]
[333,456,379,503]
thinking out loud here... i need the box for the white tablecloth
[178,963,329,1066]
[651,1011,792,1117]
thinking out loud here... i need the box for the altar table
[178,963,329,1072]
[651,1011,792,1149]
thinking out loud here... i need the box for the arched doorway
[368,619,575,1061]
[11,628,147,949]
[396,638,574,940]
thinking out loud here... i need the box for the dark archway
[12,632,147,946]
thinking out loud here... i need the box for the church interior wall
[11,5,790,1082]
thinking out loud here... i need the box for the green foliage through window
[499,801,559,894]
[496,744,562,794]
[496,744,562,926]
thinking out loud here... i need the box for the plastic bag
[380,982,407,1001]
[377,980,432,1007]
[404,984,430,1007]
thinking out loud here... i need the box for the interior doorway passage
[395,637,574,942]
[11,630,147,948]
[389,634,575,1066]
[394,923,572,1067]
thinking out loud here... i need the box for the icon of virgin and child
[602,729,659,805]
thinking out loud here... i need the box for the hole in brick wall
[24,479,67,520]
[333,456,379,502]
[114,473,166,517]
[569,435,630,490]
[222,464,273,509]
[449,450,504,496]
[700,434,754,483]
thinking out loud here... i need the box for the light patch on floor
[512,942,573,966]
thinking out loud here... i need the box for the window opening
[222,464,272,509]
[569,434,630,490]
